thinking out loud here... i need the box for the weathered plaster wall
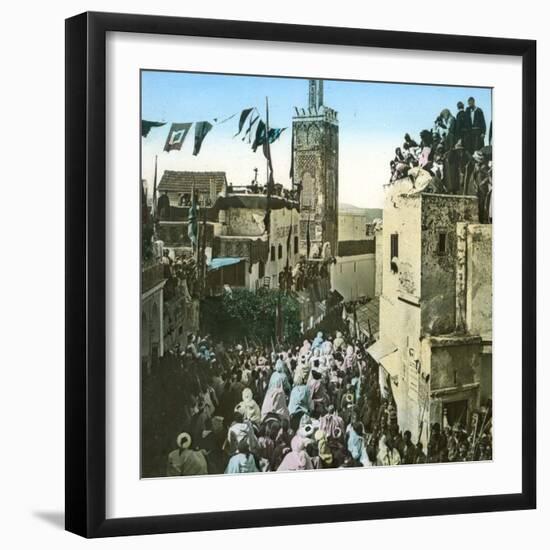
[224,206,300,289]
[331,253,375,301]
[429,339,481,391]
[466,224,492,337]
[378,190,424,443]
[226,207,265,237]
[420,195,478,336]
[339,213,367,241]
[374,229,383,297]
[426,337,483,431]
[382,192,422,301]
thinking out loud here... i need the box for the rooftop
[158,171,227,194]
[214,193,299,211]
[355,296,380,339]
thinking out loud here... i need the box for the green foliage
[200,288,301,345]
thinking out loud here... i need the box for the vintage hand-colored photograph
[140,71,493,478]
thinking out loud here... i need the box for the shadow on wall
[32,510,65,530]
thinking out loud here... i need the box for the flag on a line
[193,121,213,156]
[252,120,266,152]
[141,120,166,138]
[252,122,286,152]
[242,115,259,143]
[163,122,192,152]
[234,108,254,136]
[213,113,236,125]
[267,127,286,143]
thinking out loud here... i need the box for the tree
[200,288,301,345]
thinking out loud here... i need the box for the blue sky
[141,71,492,208]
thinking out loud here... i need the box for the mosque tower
[292,79,339,256]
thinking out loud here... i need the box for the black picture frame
[65,11,536,538]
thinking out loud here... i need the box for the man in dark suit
[466,96,487,153]
[455,101,470,149]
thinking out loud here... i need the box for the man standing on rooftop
[466,96,487,153]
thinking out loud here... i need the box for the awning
[380,350,400,379]
[366,339,397,363]
[207,257,243,271]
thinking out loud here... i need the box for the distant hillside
[339,203,383,222]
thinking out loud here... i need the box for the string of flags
[141,106,286,157]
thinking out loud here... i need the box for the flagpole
[152,154,158,220]
[265,97,269,186]
[265,96,274,184]
[263,97,274,243]
[199,186,209,298]
[190,182,198,263]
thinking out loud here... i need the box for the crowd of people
[142,328,492,478]
[156,247,201,300]
[389,96,492,223]
[153,241,333,301]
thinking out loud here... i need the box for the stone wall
[426,336,484,429]
[429,337,482,391]
[465,224,492,337]
[420,194,478,336]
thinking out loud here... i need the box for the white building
[331,211,376,302]
[370,176,492,446]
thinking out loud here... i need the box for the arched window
[294,235,299,254]
[278,244,283,260]
[270,245,275,262]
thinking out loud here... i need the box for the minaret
[292,79,339,256]
[308,79,324,110]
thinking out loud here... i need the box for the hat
[176,432,192,449]
[300,424,315,438]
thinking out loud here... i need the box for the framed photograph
[65,11,536,538]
